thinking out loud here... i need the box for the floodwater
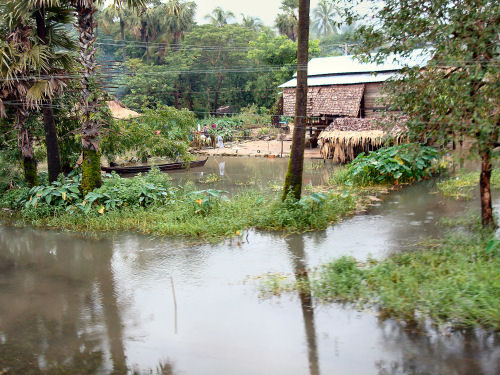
[166,156,333,193]
[0,158,499,374]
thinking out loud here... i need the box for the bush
[257,191,357,232]
[345,144,440,186]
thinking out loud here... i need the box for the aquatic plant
[345,144,440,186]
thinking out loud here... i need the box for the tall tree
[282,0,310,200]
[352,0,499,227]
[204,6,235,27]
[7,0,75,182]
[162,0,196,49]
[275,0,298,41]
[101,1,134,63]
[240,14,263,31]
[71,0,144,195]
[311,0,337,37]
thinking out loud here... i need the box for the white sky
[194,0,322,26]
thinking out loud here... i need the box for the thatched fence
[319,118,406,163]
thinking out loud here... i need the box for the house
[279,50,428,124]
[279,51,427,161]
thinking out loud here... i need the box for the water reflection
[0,227,175,374]
[286,235,320,375]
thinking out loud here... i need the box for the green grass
[437,169,500,200]
[2,188,359,242]
[261,215,500,330]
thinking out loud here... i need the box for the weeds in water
[437,169,500,200]
[198,173,220,184]
[260,216,500,330]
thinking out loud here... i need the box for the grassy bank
[0,169,359,241]
[0,144,441,241]
[437,169,500,199]
[261,215,500,330]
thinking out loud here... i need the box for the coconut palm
[100,1,135,62]
[204,7,235,27]
[275,12,297,41]
[161,0,196,49]
[70,0,144,195]
[311,0,337,37]
[241,14,263,31]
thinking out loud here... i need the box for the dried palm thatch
[319,118,406,163]
[107,100,140,119]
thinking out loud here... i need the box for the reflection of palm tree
[285,235,320,375]
[312,0,338,37]
[204,6,235,27]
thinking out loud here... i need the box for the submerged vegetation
[437,170,500,200]
[261,214,500,330]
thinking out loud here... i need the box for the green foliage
[188,189,228,216]
[345,144,440,186]
[102,105,195,162]
[257,191,357,232]
[437,169,500,200]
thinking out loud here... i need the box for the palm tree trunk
[35,7,62,182]
[43,105,62,182]
[480,150,494,227]
[282,0,310,200]
[15,108,38,187]
[73,0,102,195]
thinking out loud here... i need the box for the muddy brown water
[0,158,499,374]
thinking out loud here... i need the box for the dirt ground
[193,139,322,158]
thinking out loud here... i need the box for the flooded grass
[7,189,359,242]
[261,214,500,330]
[437,169,500,200]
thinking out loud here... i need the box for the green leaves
[345,144,440,186]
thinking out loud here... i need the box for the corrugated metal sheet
[279,72,395,88]
[293,49,429,78]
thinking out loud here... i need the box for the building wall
[362,82,389,118]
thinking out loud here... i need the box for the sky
[194,0,321,26]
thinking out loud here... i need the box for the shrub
[345,144,440,186]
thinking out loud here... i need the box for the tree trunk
[43,105,62,182]
[213,74,224,113]
[15,109,38,187]
[35,7,62,182]
[73,0,102,195]
[282,0,310,200]
[480,150,494,227]
[120,17,126,62]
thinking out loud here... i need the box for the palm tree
[101,1,134,63]
[275,12,298,41]
[204,7,235,27]
[70,0,144,195]
[0,24,70,186]
[275,0,299,41]
[5,0,75,183]
[311,0,337,37]
[162,0,196,49]
[241,14,263,31]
